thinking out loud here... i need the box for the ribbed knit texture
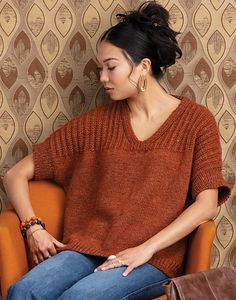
[32,96,231,278]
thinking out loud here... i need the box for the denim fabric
[7,250,169,300]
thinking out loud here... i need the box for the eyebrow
[103,58,119,63]
[96,58,119,64]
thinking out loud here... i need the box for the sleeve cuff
[191,169,231,206]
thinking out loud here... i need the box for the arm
[145,189,217,254]
[3,154,35,220]
[3,155,65,265]
[95,189,217,276]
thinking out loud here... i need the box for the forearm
[3,154,35,221]
[145,189,218,254]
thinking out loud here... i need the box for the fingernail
[122,273,127,277]
[94,269,97,272]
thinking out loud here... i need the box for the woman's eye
[108,66,116,71]
[96,67,102,72]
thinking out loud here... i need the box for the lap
[7,250,105,300]
[58,262,168,300]
[7,250,169,300]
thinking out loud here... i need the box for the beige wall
[0,0,235,270]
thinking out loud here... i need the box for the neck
[126,77,175,120]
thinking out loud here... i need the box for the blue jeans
[7,250,169,300]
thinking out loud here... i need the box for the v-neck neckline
[121,96,189,145]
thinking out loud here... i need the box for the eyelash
[97,66,116,72]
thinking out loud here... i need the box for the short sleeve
[32,117,81,186]
[191,109,231,205]
[32,137,54,180]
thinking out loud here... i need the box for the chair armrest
[0,209,28,300]
[154,295,167,300]
[153,220,215,300]
[185,220,216,274]
[0,180,66,300]
[28,180,66,240]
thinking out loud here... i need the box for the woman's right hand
[26,225,66,264]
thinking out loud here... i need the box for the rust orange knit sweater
[32,96,230,277]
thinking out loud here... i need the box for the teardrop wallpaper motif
[0,0,235,289]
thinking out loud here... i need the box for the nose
[99,69,109,84]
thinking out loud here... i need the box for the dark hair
[100,1,182,80]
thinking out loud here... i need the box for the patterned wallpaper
[0,0,235,274]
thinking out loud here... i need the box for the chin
[109,95,125,101]
[110,92,132,101]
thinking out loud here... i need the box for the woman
[3,1,230,299]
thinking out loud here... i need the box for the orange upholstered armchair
[0,180,216,300]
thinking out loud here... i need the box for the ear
[140,58,151,75]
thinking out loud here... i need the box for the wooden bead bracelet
[20,216,46,238]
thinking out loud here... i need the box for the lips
[104,87,114,93]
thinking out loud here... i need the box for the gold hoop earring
[138,75,147,92]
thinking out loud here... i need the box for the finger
[48,245,57,256]
[99,254,117,267]
[95,257,114,270]
[105,257,126,269]
[94,265,102,272]
[118,259,125,266]
[37,253,45,263]
[95,262,110,272]
[95,260,116,272]
[33,255,38,265]
[122,265,134,277]
[95,254,116,270]
[102,261,117,271]
[42,250,51,259]
[53,239,66,249]
[46,243,58,256]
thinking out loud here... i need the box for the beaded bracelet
[20,216,46,238]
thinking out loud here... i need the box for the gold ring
[118,259,123,265]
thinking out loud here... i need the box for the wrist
[26,224,44,236]
[27,226,46,239]
[20,216,46,238]
[143,239,157,256]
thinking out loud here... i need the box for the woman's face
[97,41,141,101]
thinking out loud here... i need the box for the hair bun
[117,1,169,29]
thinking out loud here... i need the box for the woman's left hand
[94,242,154,277]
